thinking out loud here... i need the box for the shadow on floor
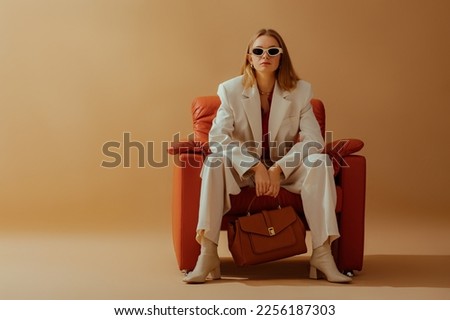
[219,255,450,288]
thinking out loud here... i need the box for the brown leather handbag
[227,198,307,266]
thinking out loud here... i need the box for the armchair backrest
[191,96,326,143]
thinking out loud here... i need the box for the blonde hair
[241,29,300,91]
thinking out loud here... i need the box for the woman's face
[248,35,282,75]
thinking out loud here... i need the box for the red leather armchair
[169,96,366,273]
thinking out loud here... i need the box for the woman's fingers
[265,166,281,197]
[253,163,270,196]
[264,185,280,197]
[256,180,270,196]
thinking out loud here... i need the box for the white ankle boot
[310,242,352,283]
[183,237,221,284]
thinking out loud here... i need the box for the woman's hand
[251,162,270,196]
[265,164,282,197]
[251,162,283,197]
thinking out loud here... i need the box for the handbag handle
[246,195,281,216]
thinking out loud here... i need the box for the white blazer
[209,75,324,180]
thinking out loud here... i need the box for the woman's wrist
[269,163,282,175]
[251,161,264,173]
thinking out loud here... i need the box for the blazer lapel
[269,82,291,142]
[241,85,262,142]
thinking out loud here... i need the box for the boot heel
[210,266,221,280]
[309,266,318,279]
[309,266,325,280]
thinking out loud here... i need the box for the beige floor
[1,222,449,300]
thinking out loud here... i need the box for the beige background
[0,0,449,299]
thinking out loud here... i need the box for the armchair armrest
[334,154,366,271]
[168,140,210,156]
[324,138,364,176]
[325,138,364,158]
[171,153,204,270]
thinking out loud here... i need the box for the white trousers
[196,153,339,249]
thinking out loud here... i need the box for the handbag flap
[238,206,299,237]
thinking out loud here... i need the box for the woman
[184,29,352,284]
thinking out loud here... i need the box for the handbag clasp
[268,227,276,236]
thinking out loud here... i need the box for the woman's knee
[203,154,229,169]
[303,153,332,168]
